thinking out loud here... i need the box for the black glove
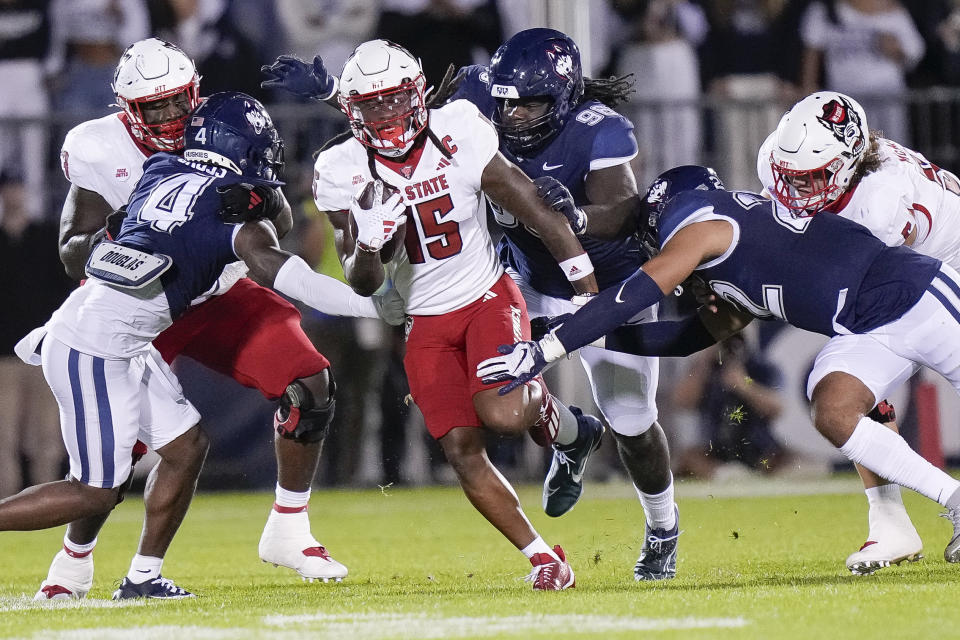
[530,314,573,341]
[217,183,283,223]
[534,176,587,235]
[104,206,127,241]
[261,55,338,101]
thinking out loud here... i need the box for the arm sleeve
[604,314,718,357]
[554,267,665,352]
[273,255,379,318]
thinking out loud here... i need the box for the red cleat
[526,545,575,591]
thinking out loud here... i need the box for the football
[350,179,406,261]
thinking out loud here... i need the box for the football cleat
[941,507,960,563]
[526,545,575,591]
[112,575,194,599]
[258,508,348,582]
[634,505,680,581]
[34,549,93,601]
[542,406,605,517]
[845,512,923,575]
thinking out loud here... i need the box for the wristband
[559,253,594,282]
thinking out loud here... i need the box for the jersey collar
[373,134,427,180]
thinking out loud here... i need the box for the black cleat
[112,575,195,600]
[542,406,605,517]
[634,505,681,581]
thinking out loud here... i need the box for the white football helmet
[337,40,427,157]
[769,91,869,216]
[112,38,200,152]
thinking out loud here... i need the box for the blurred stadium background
[3,0,960,499]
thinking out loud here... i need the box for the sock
[840,417,960,507]
[274,483,311,513]
[126,554,163,583]
[63,534,96,559]
[637,476,677,530]
[520,536,558,562]
[865,484,904,509]
[552,401,579,446]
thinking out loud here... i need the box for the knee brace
[866,399,897,424]
[274,372,336,443]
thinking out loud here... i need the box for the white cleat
[845,523,923,575]
[258,509,348,582]
[33,549,94,600]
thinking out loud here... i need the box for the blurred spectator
[702,0,789,190]
[671,332,790,480]
[798,0,925,145]
[274,0,378,78]
[931,0,960,85]
[147,0,264,98]
[611,0,709,186]
[47,0,149,116]
[0,0,50,221]
[0,188,73,497]
[376,0,502,89]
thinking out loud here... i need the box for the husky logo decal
[245,105,267,134]
[646,179,668,207]
[817,96,865,156]
[546,45,574,82]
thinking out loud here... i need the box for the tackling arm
[58,185,114,280]
[234,220,382,318]
[481,152,599,294]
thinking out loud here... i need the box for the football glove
[350,182,407,252]
[260,54,338,101]
[217,183,283,223]
[530,314,573,341]
[372,287,406,326]
[534,176,587,236]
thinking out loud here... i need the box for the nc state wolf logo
[816,96,865,156]
[245,107,267,134]
[546,45,574,82]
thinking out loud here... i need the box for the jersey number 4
[404,194,463,263]
[138,173,214,233]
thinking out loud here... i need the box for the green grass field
[2,478,960,639]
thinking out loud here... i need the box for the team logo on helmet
[646,179,668,206]
[245,105,267,134]
[546,44,574,81]
[816,97,865,156]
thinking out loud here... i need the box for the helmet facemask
[339,75,427,157]
[119,81,200,152]
[493,96,558,156]
[770,154,847,217]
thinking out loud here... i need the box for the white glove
[372,287,406,326]
[350,181,406,252]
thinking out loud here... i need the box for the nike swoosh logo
[570,468,585,483]
[136,569,151,573]
[542,162,563,171]
[615,281,629,304]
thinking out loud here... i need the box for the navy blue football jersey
[658,190,942,335]
[454,66,642,298]
[115,153,246,319]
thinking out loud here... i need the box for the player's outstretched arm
[481,152,599,295]
[58,185,114,280]
[235,220,391,320]
[260,54,339,104]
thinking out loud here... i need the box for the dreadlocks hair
[849,130,883,189]
[582,73,636,108]
[426,64,462,108]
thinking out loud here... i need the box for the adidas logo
[482,290,498,302]
[567,265,581,277]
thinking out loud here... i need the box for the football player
[307,39,602,590]
[757,92,960,574]
[476,165,960,567]
[6,92,392,598]
[260,28,680,583]
[34,39,400,600]
[451,28,679,581]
